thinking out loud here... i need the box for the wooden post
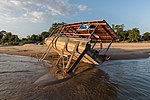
[67,43,91,73]
[65,42,79,71]
[104,40,113,55]
[55,39,69,69]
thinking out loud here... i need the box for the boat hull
[45,36,106,64]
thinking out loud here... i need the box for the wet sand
[0,43,150,60]
[27,66,118,100]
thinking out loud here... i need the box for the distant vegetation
[112,24,150,42]
[0,30,20,45]
[113,24,139,42]
[0,30,50,45]
[0,23,150,46]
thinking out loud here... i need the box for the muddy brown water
[0,54,48,100]
[0,54,150,100]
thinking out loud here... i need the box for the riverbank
[0,43,150,60]
[0,44,58,60]
[106,43,150,60]
[0,43,150,99]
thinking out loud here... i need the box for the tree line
[0,22,63,45]
[0,23,150,45]
[0,30,50,45]
[112,24,150,42]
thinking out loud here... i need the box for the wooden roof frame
[56,20,119,42]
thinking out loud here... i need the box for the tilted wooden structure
[40,20,119,74]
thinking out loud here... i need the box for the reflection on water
[0,54,47,100]
[100,57,150,100]
[0,54,150,100]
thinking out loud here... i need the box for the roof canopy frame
[55,20,119,42]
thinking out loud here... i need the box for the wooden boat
[42,20,119,73]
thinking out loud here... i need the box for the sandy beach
[0,43,149,60]
[0,44,58,60]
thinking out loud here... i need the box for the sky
[0,0,150,38]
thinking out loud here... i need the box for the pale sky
[0,0,150,38]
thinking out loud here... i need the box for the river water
[0,54,48,100]
[0,54,150,100]
[100,57,150,100]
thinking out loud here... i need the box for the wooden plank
[63,20,106,27]
[73,34,91,36]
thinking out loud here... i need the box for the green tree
[119,31,129,41]
[127,28,141,42]
[142,32,150,41]
[0,30,6,39]
[39,31,50,41]
[27,34,39,43]
[20,32,50,45]
[1,32,12,43]
[112,24,115,31]
[112,24,125,41]
[48,22,66,36]
[20,38,29,45]
[1,32,20,45]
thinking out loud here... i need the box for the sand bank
[108,43,150,60]
[0,43,150,60]
[0,44,58,60]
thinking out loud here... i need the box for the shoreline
[0,43,150,60]
[108,43,150,60]
[0,44,59,60]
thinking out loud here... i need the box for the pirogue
[40,20,119,76]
